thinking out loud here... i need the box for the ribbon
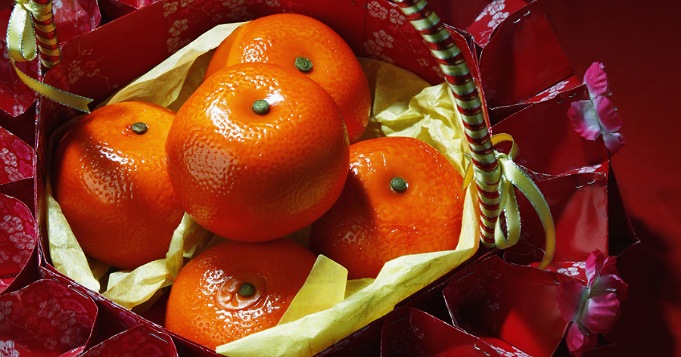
[6,0,93,113]
[464,133,556,269]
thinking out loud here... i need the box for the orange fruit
[52,101,184,269]
[205,13,371,143]
[309,136,465,279]
[166,63,349,242]
[165,238,317,349]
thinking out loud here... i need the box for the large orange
[166,63,349,242]
[165,238,317,349]
[205,13,371,143]
[309,136,465,279]
[52,101,184,269]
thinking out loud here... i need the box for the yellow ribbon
[7,0,93,113]
[464,133,556,269]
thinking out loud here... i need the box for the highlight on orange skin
[309,136,465,279]
[205,13,371,143]
[51,101,183,269]
[166,63,349,243]
[165,239,317,349]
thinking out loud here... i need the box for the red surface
[539,0,681,355]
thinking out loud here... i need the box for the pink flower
[557,250,628,356]
[567,62,625,155]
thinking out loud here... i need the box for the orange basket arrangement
[0,0,636,356]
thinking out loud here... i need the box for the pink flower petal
[592,274,629,302]
[603,132,625,155]
[568,100,602,141]
[557,279,587,321]
[598,254,619,277]
[566,322,598,357]
[561,251,628,355]
[585,250,603,284]
[593,96,623,132]
[581,293,621,333]
[584,62,609,97]
[585,251,621,284]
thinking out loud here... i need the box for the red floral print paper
[0,194,36,293]
[0,279,97,356]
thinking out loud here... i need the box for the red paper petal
[568,100,602,141]
[544,261,587,282]
[583,62,608,97]
[0,193,36,288]
[81,325,178,357]
[0,127,34,185]
[443,256,569,357]
[0,280,97,356]
[54,0,103,44]
[0,3,42,117]
[380,308,503,356]
[466,0,527,47]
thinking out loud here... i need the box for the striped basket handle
[392,0,502,247]
[31,0,61,68]
[9,0,61,67]
[7,0,92,112]
[391,0,556,267]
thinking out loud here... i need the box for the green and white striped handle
[392,0,502,247]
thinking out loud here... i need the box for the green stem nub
[131,122,148,135]
[295,56,313,73]
[390,176,408,193]
[238,282,256,298]
[252,99,270,115]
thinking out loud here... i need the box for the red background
[542,0,681,355]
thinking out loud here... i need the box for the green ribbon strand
[464,133,556,269]
[7,0,93,113]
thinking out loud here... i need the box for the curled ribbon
[6,0,93,113]
[464,133,556,269]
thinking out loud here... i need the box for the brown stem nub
[390,176,408,193]
[131,122,148,135]
[295,56,313,73]
[238,282,256,298]
[252,100,270,115]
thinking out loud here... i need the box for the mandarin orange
[166,63,349,242]
[205,13,371,143]
[52,101,183,269]
[165,238,317,349]
[309,136,465,279]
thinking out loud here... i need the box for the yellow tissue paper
[278,255,348,325]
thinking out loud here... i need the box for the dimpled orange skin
[166,63,349,242]
[52,101,184,270]
[204,13,371,143]
[165,238,317,349]
[309,136,465,279]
